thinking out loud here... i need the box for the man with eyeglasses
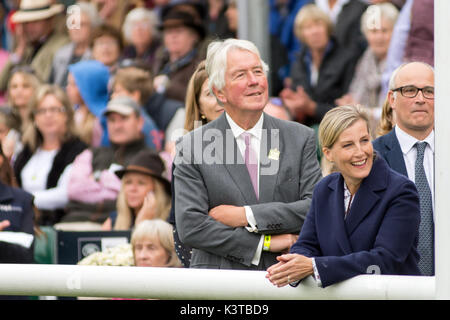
[373,61,435,276]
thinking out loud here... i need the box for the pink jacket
[67,149,121,203]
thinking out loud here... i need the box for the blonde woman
[131,219,181,268]
[7,66,41,135]
[102,149,171,231]
[13,84,87,225]
[267,105,420,288]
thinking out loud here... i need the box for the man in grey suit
[174,38,322,270]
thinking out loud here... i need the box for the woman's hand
[0,220,10,231]
[135,192,157,224]
[280,86,316,117]
[266,253,314,287]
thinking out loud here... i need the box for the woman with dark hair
[13,85,87,225]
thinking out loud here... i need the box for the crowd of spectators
[0,0,435,298]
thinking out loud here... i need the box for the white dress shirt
[395,126,435,212]
[225,112,264,265]
[21,148,72,210]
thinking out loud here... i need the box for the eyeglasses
[392,85,434,99]
[34,106,66,116]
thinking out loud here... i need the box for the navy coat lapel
[383,130,408,176]
[328,175,353,254]
[345,156,387,236]
[258,114,280,203]
[214,113,258,204]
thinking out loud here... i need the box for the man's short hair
[112,67,154,105]
[388,61,435,91]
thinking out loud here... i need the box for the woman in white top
[13,85,87,226]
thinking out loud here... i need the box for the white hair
[360,3,399,35]
[122,8,160,43]
[205,38,269,96]
[71,1,101,28]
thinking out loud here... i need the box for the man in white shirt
[373,61,435,275]
[174,39,322,270]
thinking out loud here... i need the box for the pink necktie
[242,132,258,199]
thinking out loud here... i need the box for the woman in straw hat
[0,0,69,90]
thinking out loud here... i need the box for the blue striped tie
[415,141,434,276]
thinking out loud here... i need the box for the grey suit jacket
[173,112,322,270]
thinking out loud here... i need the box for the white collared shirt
[395,125,435,211]
[225,112,264,265]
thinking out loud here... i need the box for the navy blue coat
[290,156,421,287]
[372,129,408,177]
[0,182,34,235]
[0,182,35,264]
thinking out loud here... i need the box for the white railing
[0,264,435,299]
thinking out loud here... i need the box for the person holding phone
[102,149,171,230]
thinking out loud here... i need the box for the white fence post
[434,0,450,300]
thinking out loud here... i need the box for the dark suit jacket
[174,112,322,270]
[372,129,408,176]
[290,155,421,288]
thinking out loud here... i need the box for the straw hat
[115,150,171,195]
[11,0,65,23]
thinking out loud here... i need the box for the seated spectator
[64,96,151,225]
[379,0,433,105]
[153,3,206,102]
[266,105,420,288]
[121,7,162,67]
[315,0,368,61]
[6,66,41,136]
[336,3,399,113]
[50,1,100,88]
[0,106,22,161]
[109,66,169,151]
[102,149,171,231]
[13,85,87,225]
[91,23,124,73]
[66,60,110,147]
[224,0,238,38]
[279,4,358,127]
[91,0,130,31]
[0,0,69,91]
[78,219,181,268]
[131,219,181,268]
[205,0,234,39]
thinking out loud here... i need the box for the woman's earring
[201,114,206,120]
